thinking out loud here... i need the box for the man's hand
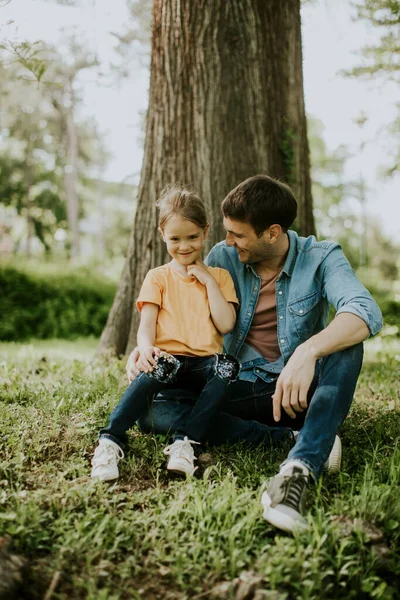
[187,261,213,286]
[126,346,161,381]
[126,347,140,381]
[272,344,317,422]
[137,346,161,374]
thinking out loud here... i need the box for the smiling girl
[91,186,240,480]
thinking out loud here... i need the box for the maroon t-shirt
[245,272,281,362]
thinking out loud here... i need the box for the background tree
[345,0,400,177]
[98,0,315,356]
[43,37,100,260]
[308,116,399,283]
[0,43,107,257]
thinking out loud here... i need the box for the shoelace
[282,473,307,511]
[93,443,124,466]
[163,438,200,460]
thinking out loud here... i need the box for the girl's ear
[158,227,165,241]
[204,224,210,239]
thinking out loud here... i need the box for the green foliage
[0,40,108,256]
[0,338,399,598]
[344,0,400,177]
[349,0,400,80]
[0,40,48,82]
[378,297,400,331]
[308,115,400,276]
[0,264,116,341]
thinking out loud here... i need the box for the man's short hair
[221,175,298,235]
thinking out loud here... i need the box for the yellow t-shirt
[136,264,239,356]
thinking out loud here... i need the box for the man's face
[223,217,274,264]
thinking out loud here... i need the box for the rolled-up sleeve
[320,246,383,336]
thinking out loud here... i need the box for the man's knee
[214,353,241,383]
[337,342,364,371]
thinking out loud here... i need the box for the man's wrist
[301,338,320,360]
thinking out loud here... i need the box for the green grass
[0,338,399,599]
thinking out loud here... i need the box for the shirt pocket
[288,292,320,341]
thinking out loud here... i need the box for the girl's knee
[214,353,241,383]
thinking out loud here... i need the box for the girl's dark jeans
[100,353,241,448]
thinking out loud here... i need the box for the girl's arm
[187,262,236,334]
[136,303,161,372]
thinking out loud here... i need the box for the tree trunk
[98,0,314,356]
[23,157,34,257]
[64,92,80,261]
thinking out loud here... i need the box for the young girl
[91,186,240,481]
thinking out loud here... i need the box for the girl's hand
[137,346,161,373]
[187,261,212,286]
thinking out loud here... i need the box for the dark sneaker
[261,466,309,533]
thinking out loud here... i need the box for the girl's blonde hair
[156,185,208,230]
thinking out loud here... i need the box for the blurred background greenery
[1,0,400,342]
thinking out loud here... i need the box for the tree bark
[98,0,314,356]
[64,95,80,261]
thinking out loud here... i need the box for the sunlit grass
[0,336,399,599]
[0,337,98,362]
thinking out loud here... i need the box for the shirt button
[278,291,283,295]
[254,286,257,291]
[299,309,304,314]
[247,312,252,316]
[279,316,283,320]
[280,339,285,344]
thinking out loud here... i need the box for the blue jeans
[100,354,242,447]
[138,344,364,479]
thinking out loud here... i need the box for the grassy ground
[0,337,399,600]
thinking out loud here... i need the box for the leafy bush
[379,298,400,332]
[0,264,116,340]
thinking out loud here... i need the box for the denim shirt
[205,230,383,383]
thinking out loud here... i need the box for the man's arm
[133,303,161,374]
[272,312,368,422]
[273,245,382,422]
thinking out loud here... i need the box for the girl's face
[160,214,209,266]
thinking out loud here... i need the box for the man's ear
[267,224,282,243]
[204,224,210,239]
[158,227,165,241]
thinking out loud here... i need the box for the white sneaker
[324,435,342,472]
[91,438,124,481]
[163,437,200,476]
[293,431,342,473]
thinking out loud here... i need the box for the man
[129,175,382,534]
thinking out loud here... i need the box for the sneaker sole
[261,492,309,534]
[166,459,195,476]
[91,471,119,482]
